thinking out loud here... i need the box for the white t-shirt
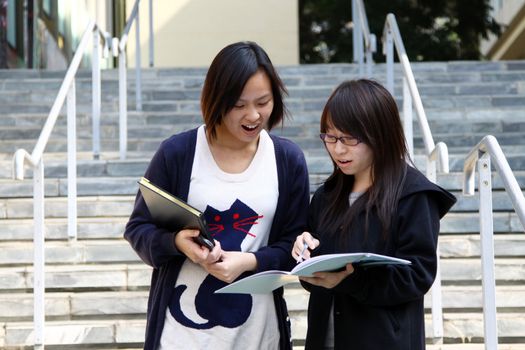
[159,125,280,350]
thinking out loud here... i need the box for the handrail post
[117,0,144,158]
[354,2,364,75]
[149,0,154,67]
[478,154,498,350]
[119,53,128,160]
[135,4,143,111]
[33,159,45,350]
[426,157,443,342]
[366,34,375,77]
[67,81,78,240]
[430,246,444,342]
[402,77,413,158]
[384,25,394,95]
[352,0,360,64]
[92,27,101,160]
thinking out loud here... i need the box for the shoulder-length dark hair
[319,79,409,239]
[200,41,288,140]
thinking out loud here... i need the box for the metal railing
[381,13,450,343]
[382,13,449,175]
[12,20,110,350]
[115,0,153,160]
[352,0,376,77]
[463,135,525,350]
[10,1,154,347]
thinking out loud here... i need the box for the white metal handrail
[381,14,449,171]
[381,12,450,343]
[463,135,525,350]
[115,0,153,160]
[11,20,109,350]
[352,0,376,77]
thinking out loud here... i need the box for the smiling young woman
[124,41,310,350]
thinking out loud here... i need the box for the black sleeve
[332,192,441,306]
[123,142,185,268]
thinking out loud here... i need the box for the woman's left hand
[299,263,354,289]
[202,251,257,283]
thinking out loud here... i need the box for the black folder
[138,177,215,250]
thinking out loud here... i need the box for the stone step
[0,111,206,128]
[1,61,524,83]
[0,177,143,198]
[126,81,525,103]
[0,234,524,265]
[0,264,149,292]
[3,75,522,96]
[2,147,525,181]
[2,285,525,322]
[0,240,139,266]
[1,312,524,348]
[0,105,522,134]
[0,291,148,322]
[290,312,525,347]
[0,136,163,155]
[285,285,525,314]
[1,137,524,170]
[0,112,523,151]
[134,92,525,114]
[0,217,127,241]
[0,158,155,179]
[0,257,524,293]
[0,319,145,349]
[0,188,523,221]
[2,116,524,146]
[0,196,136,219]
[0,124,193,141]
[0,210,523,241]
[1,92,523,115]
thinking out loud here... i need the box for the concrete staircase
[1,61,525,349]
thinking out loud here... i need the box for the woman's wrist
[242,252,258,272]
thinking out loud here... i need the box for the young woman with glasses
[291,79,456,350]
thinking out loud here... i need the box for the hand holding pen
[293,231,320,263]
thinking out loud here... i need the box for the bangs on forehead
[324,106,359,137]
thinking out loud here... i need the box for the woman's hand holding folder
[175,228,222,265]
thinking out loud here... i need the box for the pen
[297,242,308,264]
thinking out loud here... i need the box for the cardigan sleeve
[124,139,186,269]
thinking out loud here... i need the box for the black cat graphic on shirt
[169,199,263,329]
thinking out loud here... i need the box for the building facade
[481,0,525,59]
[0,0,299,69]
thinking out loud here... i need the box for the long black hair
[319,79,409,239]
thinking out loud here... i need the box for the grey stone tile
[447,61,506,72]
[492,96,525,107]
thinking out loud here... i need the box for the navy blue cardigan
[124,128,310,350]
[303,166,456,350]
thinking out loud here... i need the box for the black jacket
[303,166,456,350]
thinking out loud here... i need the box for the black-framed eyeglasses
[320,133,361,146]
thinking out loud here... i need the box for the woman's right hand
[292,231,320,263]
[174,229,221,264]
